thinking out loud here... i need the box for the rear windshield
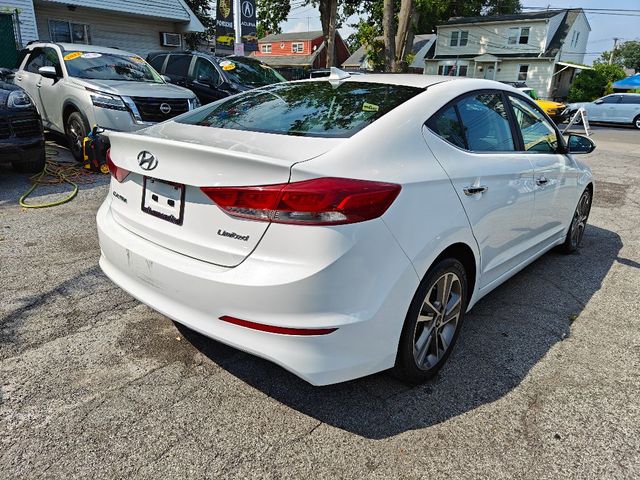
[176,81,422,138]
[62,51,163,83]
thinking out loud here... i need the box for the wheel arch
[431,242,478,307]
[62,100,88,130]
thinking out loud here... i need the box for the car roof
[29,42,135,56]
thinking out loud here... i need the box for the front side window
[177,81,422,138]
[455,93,515,151]
[509,95,558,153]
[518,65,529,81]
[193,57,221,84]
[25,47,61,75]
[600,95,621,104]
[62,51,163,83]
[148,54,167,72]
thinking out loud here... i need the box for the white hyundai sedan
[97,72,595,386]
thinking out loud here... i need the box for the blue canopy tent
[612,74,640,91]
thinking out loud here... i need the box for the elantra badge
[138,151,158,171]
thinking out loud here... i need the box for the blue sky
[279,0,640,64]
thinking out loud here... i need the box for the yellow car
[216,35,234,47]
[519,88,566,122]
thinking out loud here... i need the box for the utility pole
[609,37,619,65]
[233,0,244,56]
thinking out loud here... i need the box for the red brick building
[252,30,350,79]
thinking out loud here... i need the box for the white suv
[15,42,199,160]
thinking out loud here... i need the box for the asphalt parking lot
[1,126,639,479]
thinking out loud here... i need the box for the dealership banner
[240,0,257,52]
[216,0,235,50]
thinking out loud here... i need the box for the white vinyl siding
[559,11,590,64]
[0,0,38,44]
[35,3,182,55]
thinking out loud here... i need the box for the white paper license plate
[141,177,185,225]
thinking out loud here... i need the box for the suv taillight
[200,177,401,225]
[106,149,130,183]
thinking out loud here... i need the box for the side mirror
[38,66,58,79]
[197,74,214,86]
[567,134,596,154]
[160,74,171,83]
[594,99,604,105]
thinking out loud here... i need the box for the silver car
[566,93,640,129]
[14,43,200,160]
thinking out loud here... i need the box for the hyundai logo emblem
[160,103,172,114]
[137,151,158,171]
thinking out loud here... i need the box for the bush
[567,64,626,102]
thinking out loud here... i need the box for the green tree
[567,64,626,102]
[617,40,640,73]
[183,0,215,50]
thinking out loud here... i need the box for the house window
[518,65,529,81]
[292,42,303,53]
[458,65,468,76]
[508,27,529,45]
[573,31,580,47]
[261,44,272,53]
[49,20,90,44]
[450,31,468,47]
[438,64,467,76]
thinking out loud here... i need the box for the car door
[590,94,622,122]
[14,48,45,116]
[34,46,65,132]
[188,57,227,105]
[424,90,536,290]
[507,94,578,245]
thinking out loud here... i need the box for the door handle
[463,185,488,196]
[536,176,549,186]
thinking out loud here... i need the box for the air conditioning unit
[161,32,182,47]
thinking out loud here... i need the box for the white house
[423,9,591,99]
[0,0,204,55]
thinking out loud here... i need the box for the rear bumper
[97,198,419,385]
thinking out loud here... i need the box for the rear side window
[621,96,640,104]
[177,81,422,138]
[165,54,191,77]
[429,92,515,152]
[148,54,167,72]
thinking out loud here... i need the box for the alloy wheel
[413,271,462,370]
[570,190,591,249]
[67,117,84,157]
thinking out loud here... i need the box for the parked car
[216,35,235,47]
[14,43,200,161]
[98,74,594,386]
[519,87,566,123]
[147,51,286,105]
[0,69,45,173]
[565,93,640,129]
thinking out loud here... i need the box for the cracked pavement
[1,127,639,479]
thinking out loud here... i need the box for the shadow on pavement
[176,224,622,439]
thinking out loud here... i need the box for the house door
[484,65,495,80]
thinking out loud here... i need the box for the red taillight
[106,148,130,183]
[200,177,401,225]
[219,316,337,336]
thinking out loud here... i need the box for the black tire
[393,258,468,384]
[633,114,640,130]
[559,188,592,254]
[12,149,45,173]
[65,111,88,162]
